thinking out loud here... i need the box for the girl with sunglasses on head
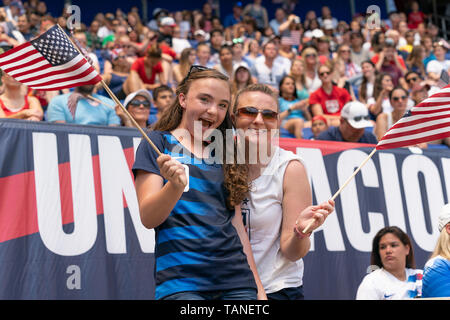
[232,84,334,300]
[133,66,266,300]
[301,47,322,93]
[278,75,310,139]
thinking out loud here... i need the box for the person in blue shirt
[132,66,265,300]
[223,2,244,28]
[46,85,120,126]
[316,101,378,144]
[422,203,450,298]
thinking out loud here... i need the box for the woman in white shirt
[356,226,422,300]
[231,83,335,299]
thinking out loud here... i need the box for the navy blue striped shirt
[133,130,256,299]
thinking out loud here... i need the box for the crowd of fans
[0,0,450,147]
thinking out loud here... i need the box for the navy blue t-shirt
[316,126,378,144]
[132,130,256,299]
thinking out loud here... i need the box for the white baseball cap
[124,89,152,109]
[341,101,373,129]
[438,203,450,232]
[160,16,176,27]
[323,19,334,30]
[311,29,325,38]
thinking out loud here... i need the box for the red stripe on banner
[0,147,136,243]
[19,59,87,84]
[0,171,38,243]
[3,56,47,73]
[376,132,450,150]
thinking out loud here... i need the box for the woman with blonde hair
[422,204,450,298]
[172,47,196,85]
[300,47,321,93]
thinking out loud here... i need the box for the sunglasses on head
[232,37,244,44]
[182,65,211,83]
[235,106,278,121]
[129,100,151,108]
[392,95,407,101]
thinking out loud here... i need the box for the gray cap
[124,89,152,109]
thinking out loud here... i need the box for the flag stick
[302,148,378,234]
[58,24,161,156]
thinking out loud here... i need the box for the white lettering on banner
[33,133,97,256]
[378,153,407,230]
[66,265,81,290]
[402,155,443,251]
[296,148,345,251]
[98,136,155,254]
[338,150,384,252]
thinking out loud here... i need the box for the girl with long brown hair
[133,67,265,300]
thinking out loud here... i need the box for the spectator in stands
[316,36,332,64]
[250,40,290,91]
[373,40,406,87]
[195,42,214,68]
[370,30,386,55]
[278,75,309,139]
[0,23,19,47]
[422,203,450,298]
[407,1,426,30]
[310,115,328,139]
[232,83,335,300]
[350,31,372,67]
[213,45,234,79]
[244,39,261,67]
[316,101,377,144]
[269,7,287,36]
[231,65,253,99]
[16,14,33,41]
[124,45,166,92]
[116,89,152,128]
[46,85,120,126]
[421,34,436,68]
[289,58,309,99]
[317,6,338,30]
[358,60,377,104]
[243,0,268,31]
[336,44,362,80]
[231,38,251,69]
[101,48,131,100]
[406,45,426,79]
[310,62,352,127]
[366,73,394,119]
[224,2,243,28]
[0,72,43,121]
[172,47,196,85]
[209,28,224,65]
[374,86,409,141]
[157,16,176,48]
[356,226,422,300]
[86,19,102,50]
[426,41,450,81]
[151,84,174,123]
[301,47,322,94]
[331,58,357,101]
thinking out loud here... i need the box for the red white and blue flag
[376,84,450,150]
[0,25,101,91]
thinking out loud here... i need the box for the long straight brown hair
[153,68,249,208]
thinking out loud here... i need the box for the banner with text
[0,119,446,299]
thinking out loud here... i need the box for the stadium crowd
[0,0,449,144]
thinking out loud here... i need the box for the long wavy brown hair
[153,68,249,209]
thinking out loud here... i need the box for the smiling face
[127,95,151,124]
[232,90,279,152]
[178,78,231,140]
[378,233,410,273]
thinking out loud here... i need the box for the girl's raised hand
[156,154,188,190]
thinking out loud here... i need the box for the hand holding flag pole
[303,80,450,234]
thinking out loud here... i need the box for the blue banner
[0,119,445,299]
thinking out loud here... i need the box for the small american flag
[376,84,450,150]
[0,25,101,91]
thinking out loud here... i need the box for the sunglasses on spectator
[235,106,278,121]
[351,115,370,121]
[406,77,419,83]
[392,95,407,101]
[232,38,244,44]
[319,71,330,77]
[339,49,351,53]
[129,100,151,108]
[305,53,316,58]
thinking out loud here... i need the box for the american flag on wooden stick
[0,25,102,91]
[376,84,450,150]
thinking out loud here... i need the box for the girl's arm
[232,206,267,300]
[134,154,187,229]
